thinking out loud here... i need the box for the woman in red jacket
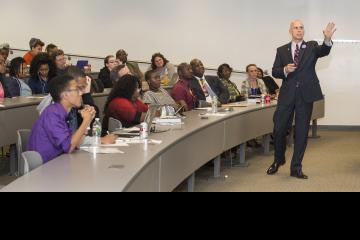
[103,75,148,131]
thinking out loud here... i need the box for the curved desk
[2,99,324,192]
[0,89,111,147]
[0,89,111,175]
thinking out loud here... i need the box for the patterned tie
[200,79,209,97]
[294,44,301,66]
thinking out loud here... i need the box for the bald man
[267,21,336,179]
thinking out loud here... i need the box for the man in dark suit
[189,59,230,106]
[267,20,337,179]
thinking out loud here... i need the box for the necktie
[200,79,209,97]
[294,44,301,66]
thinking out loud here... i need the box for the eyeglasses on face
[66,88,82,94]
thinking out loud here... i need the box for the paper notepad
[117,138,163,145]
[81,147,124,154]
[101,142,129,147]
[154,117,182,125]
[201,113,229,117]
[223,103,249,108]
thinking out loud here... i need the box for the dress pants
[273,87,314,171]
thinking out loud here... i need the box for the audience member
[98,55,118,88]
[241,64,268,98]
[218,64,244,102]
[149,53,177,86]
[28,53,56,94]
[27,75,95,163]
[189,59,230,106]
[103,75,148,131]
[171,63,197,111]
[23,38,44,65]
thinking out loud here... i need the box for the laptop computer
[113,105,159,137]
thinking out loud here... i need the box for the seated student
[38,66,97,120]
[116,49,148,91]
[103,75,148,130]
[241,64,268,98]
[116,50,144,81]
[143,70,177,107]
[27,75,96,163]
[257,67,280,97]
[53,49,67,76]
[37,66,116,144]
[28,53,56,95]
[171,63,197,112]
[0,43,11,70]
[3,57,32,97]
[189,59,230,106]
[110,64,131,85]
[46,44,58,58]
[23,38,45,65]
[78,64,104,94]
[218,64,244,103]
[149,53,177,86]
[0,55,5,98]
[98,55,118,88]
[0,81,4,99]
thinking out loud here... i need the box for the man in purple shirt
[171,63,197,112]
[28,75,96,163]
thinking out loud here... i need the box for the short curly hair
[217,64,233,79]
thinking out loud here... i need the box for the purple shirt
[27,103,72,163]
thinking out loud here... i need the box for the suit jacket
[272,41,332,104]
[189,75,230,105]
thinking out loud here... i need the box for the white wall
[1,0,359,125]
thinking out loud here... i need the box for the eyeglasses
[66,88,81,94]
[77,85,87,93]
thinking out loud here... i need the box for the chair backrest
[108,117,122,133]
[171,73,179,85]
[21,151,43,175]
[17,129,31,176]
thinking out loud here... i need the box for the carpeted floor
[177,130,360,192]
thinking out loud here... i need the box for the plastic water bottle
[212,96,218,114]
[92,118,102,147]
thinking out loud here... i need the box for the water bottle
[212,96,218,114]
[92,118,102,147]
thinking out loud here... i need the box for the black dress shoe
[267,161,286,175]
[291,170,309,180]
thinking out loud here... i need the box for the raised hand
[323,22,337,42]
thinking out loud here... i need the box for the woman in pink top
[0,81,4,98]
[0,55,6,98]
